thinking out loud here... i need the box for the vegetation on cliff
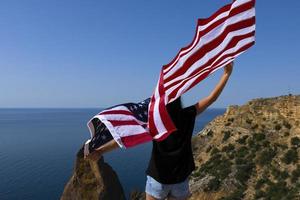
[190,95,300,200]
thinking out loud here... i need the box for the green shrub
[217,160,232,180]
[247,151,257,160]
[210,147,220,155]
[204,177,221,192]
[275,124,282,130]
[253,133,266,142]
[235,158,248,165]
[227,153,235,159]
[254,144,262,152]
[282,149,298,164]
[222,143,235,153]
[199,154,232,182]
[291,137,300,147]
[235,146,249,158]
[220,186,246,200]
[228,118,234,122]
[248,138,262,152]
[291,165,300,183]
[225,122,231,126]
[284,132,290,137]
[251,124,259,130]
[271,166,289,181]
[247,138,255,148]
[254,190,266,199]
[255,178,269,189]
[274,142,288,150]
[236,135,249,145]
[222,131,231,142]
[191,170,202,178]
[264,181,289,200]
[246,119,253,124]
[283,121,292,129]
[204,154,222,168]
[262,140,270,147]
[257,148,277,166]
[280,171,289,180]
[235,162,255,185]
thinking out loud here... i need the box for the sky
[0,0,299,108]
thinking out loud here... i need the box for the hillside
[189,95,300,200]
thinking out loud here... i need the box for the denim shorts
[145,175,190,200]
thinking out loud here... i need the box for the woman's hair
[166,97,182,127]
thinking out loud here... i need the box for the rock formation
[60,147,125,200]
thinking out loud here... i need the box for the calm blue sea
[0,108,225,200]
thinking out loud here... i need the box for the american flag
[84,98,152,155]
[148,0,256,140]
[84,0,256,155]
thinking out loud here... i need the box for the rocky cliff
[190,95,300,200]
[60,147,126,200]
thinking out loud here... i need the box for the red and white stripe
[86,105,152,149]
[148,0,256,140]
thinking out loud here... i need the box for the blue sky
[0,0,299,108]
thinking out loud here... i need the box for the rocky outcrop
[60,147,125,200]
[190,95,300,200]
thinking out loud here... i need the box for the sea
[0,108,225,200]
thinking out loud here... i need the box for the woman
[145,62,233,200]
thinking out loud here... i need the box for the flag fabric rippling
[148,0,256,141]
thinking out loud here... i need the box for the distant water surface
[0,108,225,200]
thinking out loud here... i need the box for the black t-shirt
[146,105,197,184]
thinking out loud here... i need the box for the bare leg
[86,139,119,161]
[146,193,160,200]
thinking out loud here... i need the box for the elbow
[211,97,218,103]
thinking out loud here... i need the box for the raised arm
[195,62,233,115]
